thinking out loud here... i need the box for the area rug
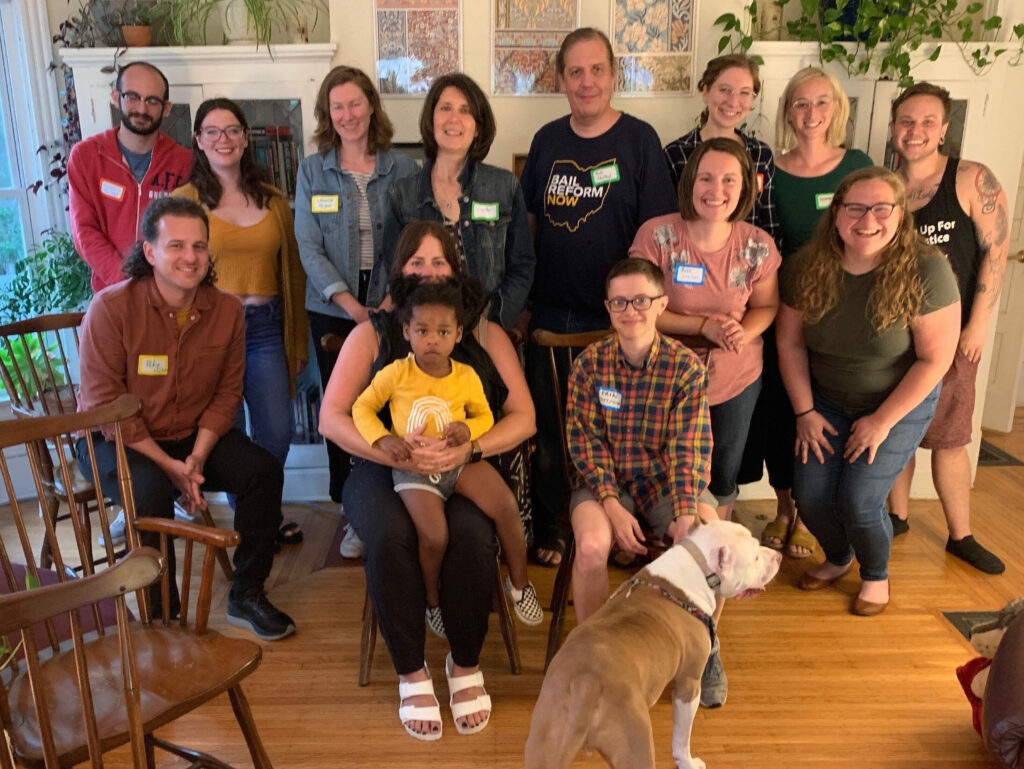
[321,515,362,569]
[978,440,1023,467]
[944,610,998,640]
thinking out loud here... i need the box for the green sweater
[781,250,959,412]
[775,149,873,258]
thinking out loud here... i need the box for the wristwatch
[469,440,483,463]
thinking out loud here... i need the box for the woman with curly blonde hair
[776,166,960,616]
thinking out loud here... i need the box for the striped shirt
[664,128,781,252]
[567,333,712,520]
[345,170,375,271]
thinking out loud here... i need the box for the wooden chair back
[0,313,85,419]
[0,394,268,769]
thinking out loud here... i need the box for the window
[0,32,31,284]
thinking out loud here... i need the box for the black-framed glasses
[119,90,165,109]
[838,202,898,220]
[198,126,246,141]
[605,295,663,313]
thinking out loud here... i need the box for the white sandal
[444,652,491,736]
[398,664,442,741]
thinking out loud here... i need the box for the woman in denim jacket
[383,73,535,331]
[295,65,418,509]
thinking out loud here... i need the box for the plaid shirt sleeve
[666,353,713,520]
[745,135,782,253]
[566,350,620,503]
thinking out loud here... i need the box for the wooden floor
[9,415,1024,768]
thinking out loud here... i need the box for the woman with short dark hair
[383,73,534,331]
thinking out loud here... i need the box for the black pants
[77,429,283,613]
[737,325,795,490]
[308,310,359,503]
[343,459,496,675]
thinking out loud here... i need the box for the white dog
[524,519,781,769]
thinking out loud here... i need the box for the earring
[939,136,946,146]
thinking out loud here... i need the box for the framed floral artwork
[611,0,695,94]
[376,0,462,95]
[491,0,580,96]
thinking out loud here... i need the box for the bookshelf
[60,44,337,500]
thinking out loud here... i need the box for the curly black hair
[392,274,485,330]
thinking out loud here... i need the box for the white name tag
[591,164,620,186]
[311,194,339,213]
[471,201,498,221]
[673,263,705,285]
[598,386,622,411]
[137,355,168,376]
[815,192,834,210]
[100,179,126,201]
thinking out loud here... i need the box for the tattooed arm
[956,160,1009,363]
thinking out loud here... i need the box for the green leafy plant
[0,230,92,324]
[112,0,160,26]
[715,0,1024,86]
[155,0,325,48]
[0,334,65,399]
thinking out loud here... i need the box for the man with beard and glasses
[69,61,192,292]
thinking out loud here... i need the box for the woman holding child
[319,221,536,741]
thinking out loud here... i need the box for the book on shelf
[251,124,298,200]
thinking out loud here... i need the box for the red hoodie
[68,127,193,291]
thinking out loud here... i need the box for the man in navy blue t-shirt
[519,27,677,570]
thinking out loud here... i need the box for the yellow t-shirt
[209,211,282,296]
[352,354,494,448]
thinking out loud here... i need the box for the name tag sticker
[673,263,706,285]
[757,173,764,193]
[815,192,834,210]
[100,179,126,201]
[591,164,620,186]
[598,386,623,411]
[471,202,499,221]
[137,355,168,376]
[311,194,339,213]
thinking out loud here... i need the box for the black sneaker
[226,589,296,640]
[888,513,910,537]
[946,535,1005,575]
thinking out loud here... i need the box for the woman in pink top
[631,137,780,521]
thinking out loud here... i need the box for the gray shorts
[569,486,718,541]
[393,466,464,500]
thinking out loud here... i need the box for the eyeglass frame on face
[790,96,834,112]
[838,202,898,220]
[604,294,664,313]
[119,90,165,109]
[198,125,246,141]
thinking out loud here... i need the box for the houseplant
[113,0,159,46]
[0,230,92,324]
[156,0,326,48]
[715,0,1024,86]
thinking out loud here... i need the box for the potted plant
[715,0,1024,85]
[0,230,92,324]
[156,0,326,48]
[114,0,159,46]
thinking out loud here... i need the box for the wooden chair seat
[8,625,261,768]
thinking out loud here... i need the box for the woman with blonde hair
[739,65,873,559]
[294,65,418,532]
[776,166,959,615]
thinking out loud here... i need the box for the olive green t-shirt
[780,250,959,412]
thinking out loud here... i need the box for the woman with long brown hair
[777,167,959,616]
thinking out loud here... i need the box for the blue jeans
[708,376,761,504]
[792,385,940,581]
[234,300,294,467]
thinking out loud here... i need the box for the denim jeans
[708,375,761,504]
[525,303,610,545]
[234,300,294,467]
[792,384,940,581]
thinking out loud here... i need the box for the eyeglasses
[605,295,663,313]
[713,84,755,102]
[791,97,833,112]
[119,91,165,109]
[838,202,898,220]
[198,126,246,141]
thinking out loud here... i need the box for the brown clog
[851,597,888,616]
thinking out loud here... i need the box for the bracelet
[697,317,708,336]
[794,408,815,418]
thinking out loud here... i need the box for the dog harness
[614,576,716,645]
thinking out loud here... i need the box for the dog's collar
[616,576,716,644]
[679,539,721,590]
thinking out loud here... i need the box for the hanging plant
[714,0,1024,86]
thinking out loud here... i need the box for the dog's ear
[716,543,734,578]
